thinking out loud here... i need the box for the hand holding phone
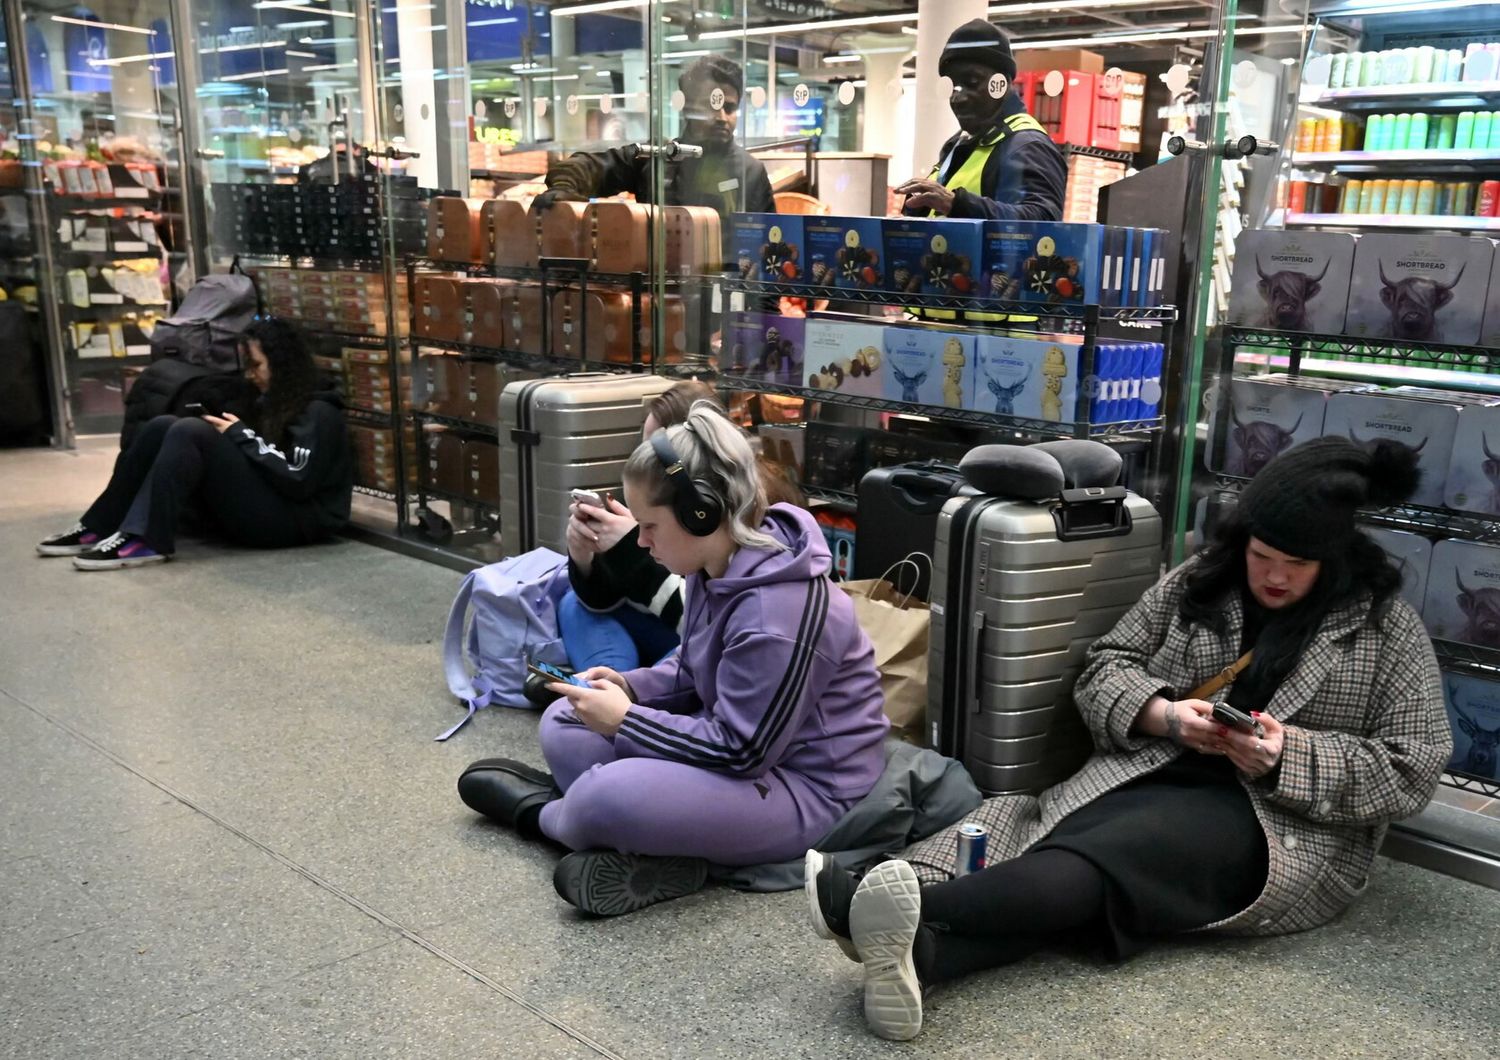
[183,401,217,417]
[570,488,607,509]
[526,658,589,689]
[1211,702,1261,735]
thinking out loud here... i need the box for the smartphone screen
[529,660,588,688]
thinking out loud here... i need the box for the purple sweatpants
[536,699,854,866]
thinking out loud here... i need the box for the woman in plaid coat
[806,437,1453,1040]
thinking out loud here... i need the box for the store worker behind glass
[533,55,774,242]
[35,319,352,570]
[805,437,1451,1041]
[898,19,1066,222]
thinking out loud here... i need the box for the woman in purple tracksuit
[457,402,888,916]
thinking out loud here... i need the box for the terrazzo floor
[2,438,1497,1059]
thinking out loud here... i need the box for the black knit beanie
[1239,436,1421,560]
[939,19,1017,83]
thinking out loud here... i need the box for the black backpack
[120,357,259,451]
[148,261,259,372]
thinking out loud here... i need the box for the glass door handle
[1229,135,1280,158]
[1168,135,1282,160]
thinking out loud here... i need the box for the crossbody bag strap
[1187,650,1254,701]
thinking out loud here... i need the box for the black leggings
[915,848,1108,985]
[82,415,308,554]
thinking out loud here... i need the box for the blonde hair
[624,401,785,553]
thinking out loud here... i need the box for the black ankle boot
[457,758,559,837]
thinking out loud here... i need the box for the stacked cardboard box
[349,423,417,493]
[254,267,410,337]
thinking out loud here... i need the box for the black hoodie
[226,390,353,539]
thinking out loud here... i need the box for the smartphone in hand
[570,488,607,508]
[183,401,217,417]
[526,658,589,689]
[1211,702,1260,734]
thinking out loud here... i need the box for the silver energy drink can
[954,822,988,877]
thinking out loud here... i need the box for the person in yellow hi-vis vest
[897,20,1066,224]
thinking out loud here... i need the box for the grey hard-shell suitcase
[498,372,673,557]
[929,486,1161,795]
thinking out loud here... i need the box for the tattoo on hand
[1164,702,1182,745]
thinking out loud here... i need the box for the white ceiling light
[51,15,154,35]
[666,0,1180,43]
[553,0,678,15]
[90,51,176,68]
[1011,24,1306,50]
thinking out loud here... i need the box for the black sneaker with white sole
[72,532,168,571]
[36,522,103,557]
[553,850,709,917]
[805,849,862,962]
[850,859,924,1041]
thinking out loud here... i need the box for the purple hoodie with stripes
[615,503,888,802]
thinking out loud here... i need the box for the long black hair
[240,318,318,446]
[1179,506,1406,690]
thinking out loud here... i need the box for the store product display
[1364,526,1433,613]
[732,213,1166,308]
[1230,228,1499,345]
[1227,230,1357,333]
[1344,233,1492,344]
[1423,538,1500,650]
[257,267,408,338]
[1306,40,1500,92]
[349,422,417,494]
[1445,402,1500,514]
[728,312,805,383]
[1480,252,1500,346]
[212,177,425,262]
[1210,376,1375,477]
[1216,376,1500,515]
[1441,673,1500,782]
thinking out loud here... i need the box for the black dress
[1029,592,1275,958]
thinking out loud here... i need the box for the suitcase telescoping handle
[889,465,963,514]
[1051,485,1134,541]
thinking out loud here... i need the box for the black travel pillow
[959,444,1065,500]
[1029,440,1123,489]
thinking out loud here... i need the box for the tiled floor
[3,438,1498,1059]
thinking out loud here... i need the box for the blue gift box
[970,332,1081,422]
[882,324,973,408]
[882,218,985,297]
[727,311,805,383]
[804,215,886,290]
[730,213,806,283]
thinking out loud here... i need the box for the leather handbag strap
[1188,651,1254,701]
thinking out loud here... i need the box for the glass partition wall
[6,0,188,440]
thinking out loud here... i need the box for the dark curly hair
[1179,503,1405,693]
[240,318,318,447]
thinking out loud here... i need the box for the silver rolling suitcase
[498,373,673,557]
[929,486,1161,795]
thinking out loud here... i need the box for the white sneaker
[850,859,924,1041]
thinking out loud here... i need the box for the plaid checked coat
[902,559,1452,937]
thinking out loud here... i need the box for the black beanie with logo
[1238,436,1421,560]
[939,19,1017,83]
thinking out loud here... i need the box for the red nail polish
[1251,711,1261,718]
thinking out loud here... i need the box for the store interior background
[2,0,1498,879]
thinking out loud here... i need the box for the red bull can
[954,822,988,877]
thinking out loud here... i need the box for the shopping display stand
[709,275,1176,507]
[403,253,715,555]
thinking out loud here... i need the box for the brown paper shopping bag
[840,555,932,744]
